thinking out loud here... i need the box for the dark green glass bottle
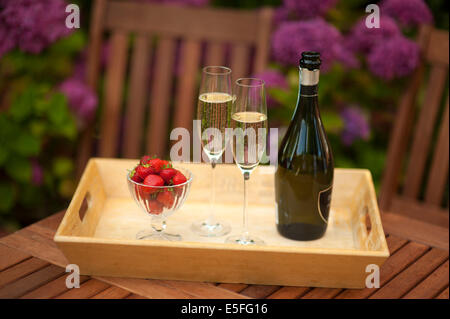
[275,52,334,241]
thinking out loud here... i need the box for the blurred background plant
[0,0,448,231]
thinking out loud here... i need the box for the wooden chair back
[77,0,273,173]
[379,26,449,225]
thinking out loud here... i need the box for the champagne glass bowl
[127,167,193,241]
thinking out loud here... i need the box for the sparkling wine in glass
[226,78,268,245]
[191,66,232,237]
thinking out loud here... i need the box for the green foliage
[0,84,78,227]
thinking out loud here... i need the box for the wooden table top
[0,211,448,299]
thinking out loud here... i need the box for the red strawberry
[147,158,164,174]
[142,174,164,194]
[140,155,152,165]
[136,164,155,179]
[156,189,175,208]
[159,168,178,184]
[130,167,143,183]
[148,199,164,215]
[172,171,187,185]
[160,160,172,169]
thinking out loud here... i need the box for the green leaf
[0,147,7,167]
[48,93,68,126]
[321,111,344,134]
[52,157,74,178]
[0,182,15,212]
[10,131,41,156]
[5,157,31,183]
[8,89,34,122]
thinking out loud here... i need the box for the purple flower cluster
[272,19,357,71]
[283,0,337,19]
[347,16,400,54]
[0,0,73,57]
[367,36,420,80]
[347,15,421,80]
[254,70,288,109]
[381,0,433,27]
[59,77,98,125]
[340,106,370,146]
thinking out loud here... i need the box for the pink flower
[272,19,357,71]
[367,35,420,80]
[254,70,289,109]
[347,16,401,54]
[340,106,370,146]
[381,0,433,27]
[59,78,98,124]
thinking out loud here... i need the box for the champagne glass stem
[206,160,217,225]
[241,171,250,241]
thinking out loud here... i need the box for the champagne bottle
[275,52,334,241]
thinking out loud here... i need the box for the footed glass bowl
[127,168,193,241]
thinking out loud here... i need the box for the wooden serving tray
[54,158,389,288]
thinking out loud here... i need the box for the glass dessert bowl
[127,167,193,241]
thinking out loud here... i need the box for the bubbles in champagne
[231,111,268,174]
[198,92,233,159]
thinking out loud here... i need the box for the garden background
[0,0,448,232]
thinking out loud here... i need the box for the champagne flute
[191,66,232,237]
[226,78,267,245]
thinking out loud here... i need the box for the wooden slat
[267,287,310,299]
[1,226,69,266]
[253,7,273,74]
[0,264,65,299]
[0,258,48,288]
[384,235,410,254]
[382,212,449,250]
[21,275,89,299]
[217,283,247,293]
[97,277,196,299]
[403,260,449,299]
[230,43,250,83]
[91,285,132,299]
[0,225,202,299]
[75,0,107,178]
[403,65,448,199]
[239,285,280,298]
[390,197,449,227]
[205,41,225,67]
[35,211,65,230]
[99,30,129,157]
[25,275,89,299]
[55,279,110,299]
[146,36,176,156]
[173,39,202,133]
[126,293,147,299]
[370,248,448,299]
[301,288,341,299]
[123,34,152,158]
[0,226,195,299]
[162,280,250,299]
[425,28,450,66]
[86,0,107,90]
[336,239,426,299]
[425,97,449,205]
[436,287,449,299]
[0,243,30,272]
[378,26,430,210]
[105,2,261,43]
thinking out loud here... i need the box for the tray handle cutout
[359,203,384,251]
[78,191,92,222]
